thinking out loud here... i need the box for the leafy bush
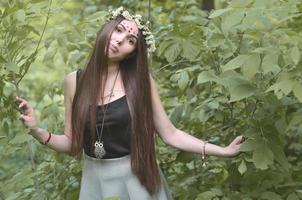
[1,0,302,199]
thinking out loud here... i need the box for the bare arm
[150,76,242,157]
[16,71,77,154]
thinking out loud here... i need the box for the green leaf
[164,43,182,63]
[104,197,120,200]
[68,50,82,65]
[178,71,189,90]
[287,193,299,200]
[9,134,32,144]
[261,191,282,200]
[86,11,107,22]
[253,0,274,8]
[242,54,261,79]
[197,70,218,84]
[15,9,26,22]
[267,135,290,171]
[279,79,293,95]
[222,11,245,31]
[170,73,180,82]
[229,83,256,102]
[293,82,302,102]
[238,160,247,175]
[210,188,223,196]
[262,53,280,74]
[177,151,195,163]
[170,105,184,124]
[182,41,200,60]
[222,55,249,72]
[206,33,225,47]
[253,143,274,170]
[0,55,7,63]
[291,46,300,65]
[208,8,232,18]
[6,61,19,73]
[196,191,216,200]
[266,79,294,96]
[43,48,57,63]
[240,139,257,152]
[157,40,173,56]
[230,0,254,7]
[0,136,6,140]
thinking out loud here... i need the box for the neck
[107,61,120,75]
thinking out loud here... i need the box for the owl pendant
[94,141,106,159]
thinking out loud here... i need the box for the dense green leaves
[155,0,302,199]
[1,0,302,199]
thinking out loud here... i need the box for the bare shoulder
[64,71,77,84]
[64,71,77,102]
[149,73,156,87]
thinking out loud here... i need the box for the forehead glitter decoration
[108,7,156,53]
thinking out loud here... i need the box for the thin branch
[155,59,200,74]
[17,0,53,84]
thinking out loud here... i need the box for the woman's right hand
[15,96,38,129]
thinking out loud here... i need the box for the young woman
[16,7,243,200]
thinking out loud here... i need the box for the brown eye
[128,38,136,45]
[116,27,122,33]
[129,39,134,45]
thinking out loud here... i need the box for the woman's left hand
[223,136,244,157]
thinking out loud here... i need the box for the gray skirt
[79,154,173,200]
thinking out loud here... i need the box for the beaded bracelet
[202,141,208,167]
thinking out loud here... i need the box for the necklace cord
[96,68,120,141]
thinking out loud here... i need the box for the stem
[155,59,200,73]
[13,74,39,191]
[17,0,53,85]
[148,0,152,66]
[209,49,221,73]
[11,0,53,194]
[148,0,151,21]
[230,102,234,120]
[251,99,258,119]
[12,74,20,97]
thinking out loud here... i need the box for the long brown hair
[71,16,160,195]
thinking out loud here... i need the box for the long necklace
[94,68,120,159]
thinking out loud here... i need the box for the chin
[108,56,124,63]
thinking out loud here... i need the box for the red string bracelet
[41,132,51,145]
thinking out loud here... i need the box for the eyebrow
[119,24,138,40]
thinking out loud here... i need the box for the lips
[109,43,119,53]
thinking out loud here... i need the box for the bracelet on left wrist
[40,132,52,145]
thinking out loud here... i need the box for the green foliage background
[1,0,302,199]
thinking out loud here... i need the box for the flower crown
[108,7,156,53]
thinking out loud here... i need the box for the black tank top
[76,70,132,159]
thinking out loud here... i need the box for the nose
[116,40,122,45]
[115,34,126,45]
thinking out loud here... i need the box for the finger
[19,115,27,124]
[16,96,26,101]
[16,96,22,103]
[16,97,29,106]
[242,136,248,142]
[232,136,243,145]
[19,115,25,122]
[20,114,27,120]
[18,101,27,109]
[19,102,31,112]
[20,113,32,121]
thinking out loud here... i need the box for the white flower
[122,11,133,20]
[108,7,156,52]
